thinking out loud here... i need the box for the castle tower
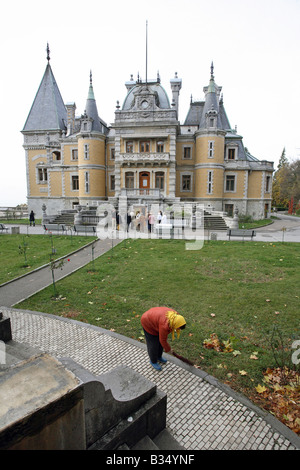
[77,72,107,205]
[22,44,68,216]
[194,63,226,208]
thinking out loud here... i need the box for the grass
[0,234,97,284]
[10,237,300,432]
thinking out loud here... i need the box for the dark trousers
[143,329,163,363]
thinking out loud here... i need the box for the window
[228,148,236,160]
[126,141,133,153]
[110,175,115,191]
[72,175,79,191]
[266,175,271,192]
[110,148,115,160]
[140,140,150,153]
[85,172,90,193]
[157,141,164,152]
[38,167,47,183]
[155,172,164,190]
[225,175,235,192]
[225,204,234,217]
[207,171,213,194]
[71,149,78,161]
[208,141,214,158]
[53,151,61,161]
[84,144,89,160]
[125,171,134,188]
[183,147,192,159]
[182,175,191,191]
[210,118,215,128]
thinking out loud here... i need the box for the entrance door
[139,172,150,195]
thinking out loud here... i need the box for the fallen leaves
[203,334,233,353]
[255,367,300,435]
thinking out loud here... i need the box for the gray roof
[85,83,104,133]
[122,82,170,110]
[23,63,67,132]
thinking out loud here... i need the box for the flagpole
[146,20,148,85]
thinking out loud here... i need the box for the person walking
[29,210,35,226]
[141,306,186,371]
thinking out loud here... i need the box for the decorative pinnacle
[210,61,214,79]
[90,70,93,85]
[46,43,50,62]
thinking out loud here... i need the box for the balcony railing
[120,188,162,197]
[119,152,170,163]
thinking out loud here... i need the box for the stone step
[132,429,185,450]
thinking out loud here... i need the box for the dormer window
[228,149,235,160]
[226,144,238,161]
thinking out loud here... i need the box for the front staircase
[204,212,228,231]
[51,210,76,226]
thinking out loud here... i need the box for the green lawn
[0,234,96,284]
[15,239,299,371]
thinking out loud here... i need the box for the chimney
[66,102,76,136]
[170,72,182,118]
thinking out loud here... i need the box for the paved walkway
[1,216,300,450]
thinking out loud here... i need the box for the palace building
[22,48,274,220]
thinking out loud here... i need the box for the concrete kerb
[3,307,300,450]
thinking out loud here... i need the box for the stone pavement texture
[0,215,300,450]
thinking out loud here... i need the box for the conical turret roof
[23,58,67,132]
[84,71,103,133]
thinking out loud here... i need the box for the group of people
[111,209,169,233]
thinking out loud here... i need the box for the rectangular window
[208,141,214,158]
[84,144,89,159]
[155,172,164,190]
[228,148,235,160]
[110,174,115,191]
[125,172,134,188]
[140,140,150,153]
[183,147,192,159]
[71,149,78,161]
[157,141,164,152]
[126,141,133,153]
[182,175,191,191]
[207,171,212,194]
[72,175,79,190]
[225,204,234,217]
[38,168,47,183]
[266,175,271,192]
[85,172,90,193]
[110,148,115,160]
[225,175,235,192]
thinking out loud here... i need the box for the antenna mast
[146,20,148,85]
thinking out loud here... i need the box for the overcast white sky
[1,0,299,206]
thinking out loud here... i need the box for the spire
[46,43,50,62]
[210,61,214,79]
[22,47,67,132]
[85,71,102,132]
